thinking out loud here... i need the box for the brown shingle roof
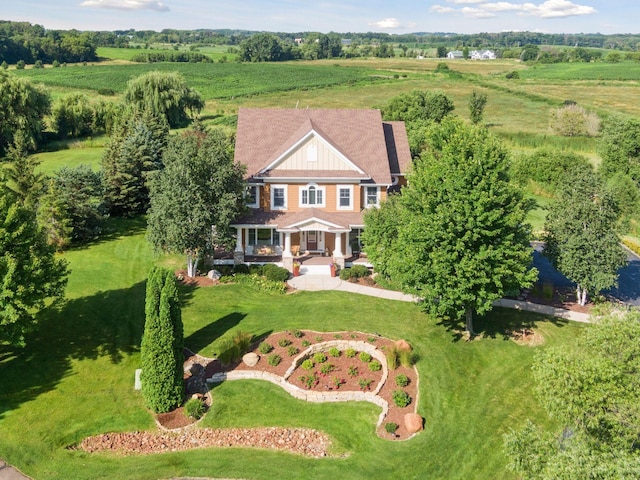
[233,208,365,230]
[235,108,409,185]
[384,121,412,175]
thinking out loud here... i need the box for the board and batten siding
[272,136,360,173]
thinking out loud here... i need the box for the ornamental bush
[395,374,409,387]
[267,354,281,366]
[258,341,273,354]
[392,390,411,408]
[368,360,382,372]
[359,352,372,363]
[184,398,206,419]
[262,263,289,282]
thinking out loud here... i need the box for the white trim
[270,184,287,210]
[365,186,380,208]
[336,185,354,211]
[299,183,326,208]
[245,184,259,208]
[259,130,366,175]
[285,216,343,230]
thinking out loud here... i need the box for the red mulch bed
[205,330,420,441]
[523,284,593,314]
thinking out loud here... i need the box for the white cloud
[520,0,597,18]
[447,0,486,4]
[461,6,496,17]
[430,5,456,14]
[369,17,401,29]
[80,0,170,12]
[481,2,524,13]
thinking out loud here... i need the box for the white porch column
[235,227,243,252]
[333,232,344,258]
[283,232,292,257]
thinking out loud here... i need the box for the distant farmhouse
[446,49,496,60]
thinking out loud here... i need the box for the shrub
[399,349,416,368]
[359,352,371,363]
[339,268,351,280]
[505,70,520,79]
[258,341,273,354]
[328,347,341,357]
[301,359,314,370]
[320,363,335,375]
[367,336,377,343]
[435,62,449,71]
[395,374,409,387]
[292,329,303,338]
[262,264,289,282]
[248,264,263,275]
[386,347,400,370]
[301,340,311,347]
[315,335,324,342]
[184,398,206,419]
[299,373,319,389]
[549,103,600,137]
[510,148,592,193]
[233,263,249,274]
[287,345,299,356]
[278,338,292,347]
[369,360,382,372]
[348,366,359,377]
[385,422,399,434]
[351,265,371,278]
[392,390,411,408]
[313,352,327,363]
[332,376,345,388]
[267,354,281,366]
[345,348,357,358]
[358,378,373,390]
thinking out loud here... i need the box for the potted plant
[292,262,301,277]
[329,262,337,277]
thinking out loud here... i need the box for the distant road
[531,242,640,307]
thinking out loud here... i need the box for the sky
[1,0,638,35]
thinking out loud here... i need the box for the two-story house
[231,108,411,272]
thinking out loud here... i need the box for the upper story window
[365,186,379,207]
[300,184,325,207]
[246,185,259,208]
[337,186,353,210]
[271,185,287,210]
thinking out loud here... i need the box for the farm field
[0,217,583,480]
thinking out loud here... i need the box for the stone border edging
[207,340,396,433]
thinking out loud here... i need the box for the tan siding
[379,189,387,203]
[353,185,362,210]
[287,184,299,212]
[261,184,271,211]
[273,136,360,173]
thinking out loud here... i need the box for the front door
[307,231,317,251]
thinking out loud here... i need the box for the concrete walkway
[0,460,30,480]
[288,275,591,323]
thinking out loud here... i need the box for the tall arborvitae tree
[3,129,43,210]
[140,267,184,413]
[102,109,168,217]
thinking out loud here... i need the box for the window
[337,186,353,210]
[271,185,287,210]
[366,186,379,207]
[349,228,364,253]
[299,184,325,207]
[246,185,259,208]
[248,228,278,246]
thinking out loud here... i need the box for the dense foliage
[0,71,50,155]
[140,267,184,414]
[123,71,204,128]
[510,148,593,193]
[0,182,68,347]
[363,118,536,334]
[147,125,246,277]
[381,89,454,124]
[505,312,640,479]
[543,168,626,305]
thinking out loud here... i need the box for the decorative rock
[243,352,259,367]
[395,339,412,351]
[404,413,423,433]
[207,269,222,280]
[134,368,142,390]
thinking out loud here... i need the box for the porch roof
[232,208,365,231]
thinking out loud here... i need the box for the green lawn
[0,216,583,480]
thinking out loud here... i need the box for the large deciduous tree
[381,89,454,124]
[504,312,640,479]
[599,115,640,185]
[140,267,184,413]
[123,71,204,128]
[0,182,68,347]
[0,71,50,155]
[147,126,246,277]
[543,168,626,306]
[363,118,536,335]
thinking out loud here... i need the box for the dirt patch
[176,270,218,288]
[507,328,545,346]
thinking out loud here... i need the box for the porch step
[300,264,331,275]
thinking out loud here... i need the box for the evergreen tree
[3,129,43,210]
[140,267,184,413]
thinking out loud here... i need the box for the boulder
[404,413,423,434]
[243,352,260,367]
[207,269,222,280]
[395,339,412,351]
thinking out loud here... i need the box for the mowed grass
[0,216,583,480]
